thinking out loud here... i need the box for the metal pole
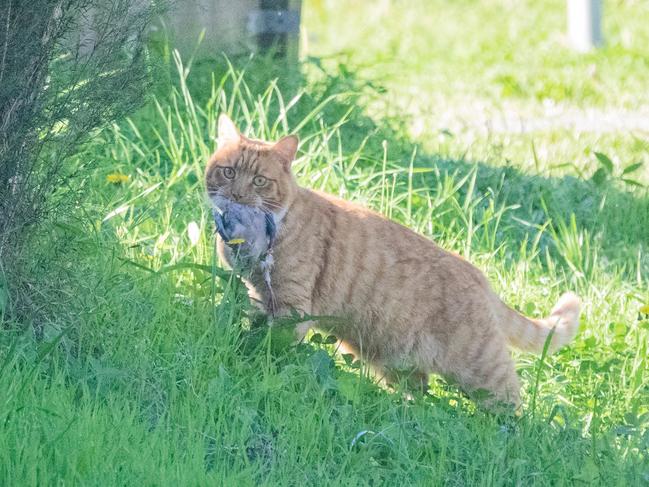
[567,0,603,52]
[250,0,301,60]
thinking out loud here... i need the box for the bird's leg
[260,252,277,317]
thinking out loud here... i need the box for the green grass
[2,0,649,484]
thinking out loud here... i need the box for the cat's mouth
[212,195,282,219]
[208,191,286,234]
[209,193,261,212]
[209,194,237,214]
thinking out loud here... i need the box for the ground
[1,0,648,485]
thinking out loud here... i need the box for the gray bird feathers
[212,200,276,267]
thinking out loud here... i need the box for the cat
[205,114,581,410]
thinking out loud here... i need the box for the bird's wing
[264,212,277,246]
[212,209,230,241]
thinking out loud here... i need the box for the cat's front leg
[294,320,314,343]
[252,268,315,342]
[269,302,314,344]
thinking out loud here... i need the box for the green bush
[0,0,157,310]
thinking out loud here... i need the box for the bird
[212,200,276,267]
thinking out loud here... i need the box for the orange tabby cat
[205,114,581,409]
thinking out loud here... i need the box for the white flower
[187,221,200,246]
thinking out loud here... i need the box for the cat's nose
[231,192,241,201]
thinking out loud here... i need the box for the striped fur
[205,115,582,410]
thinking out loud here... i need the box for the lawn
[1,0,648,485]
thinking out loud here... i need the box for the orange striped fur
[205,115,582,410]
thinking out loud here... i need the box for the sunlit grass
[304,0,649,185]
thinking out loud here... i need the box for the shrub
[0,0,157,312]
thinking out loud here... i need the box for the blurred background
[159,0,649,184]
[301,0,649,181]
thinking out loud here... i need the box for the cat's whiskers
[261,199,283,212]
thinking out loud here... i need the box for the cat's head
[205,114,299,216]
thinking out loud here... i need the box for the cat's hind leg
[426,333,521,411]
[332,340,423,392]
[457,338,520,411]
[384,368,430,397]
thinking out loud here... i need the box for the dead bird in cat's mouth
[212,199,276,265]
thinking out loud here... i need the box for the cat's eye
[222,167,235,179]
[253,175,267,187]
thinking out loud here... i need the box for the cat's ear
[217,113,240,147]
[273,135,299,169]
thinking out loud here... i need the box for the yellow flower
[106,173,129,184]
[227,238,246,245]
[640,304,649,315]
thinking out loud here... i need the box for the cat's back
[299,188,444,260]
[274,188,486,319]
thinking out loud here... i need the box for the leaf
[338,374,361,403]
[308,349,336,389]
[622,162,644,175]
[640,304,649,315]
[350,430,374,448]
[342,353,355,367]
[323,334,338,345]
[103,204,129,221]
[524,301,536,315]
[621,178,645,188]
[268,326,295,353]
[591,167,608,187]
[612,322,628,337]
[594,152,614,173]
[156,261,235,282]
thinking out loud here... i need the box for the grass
[2,0,649,484]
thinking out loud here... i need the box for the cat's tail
[498,292,581,354]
